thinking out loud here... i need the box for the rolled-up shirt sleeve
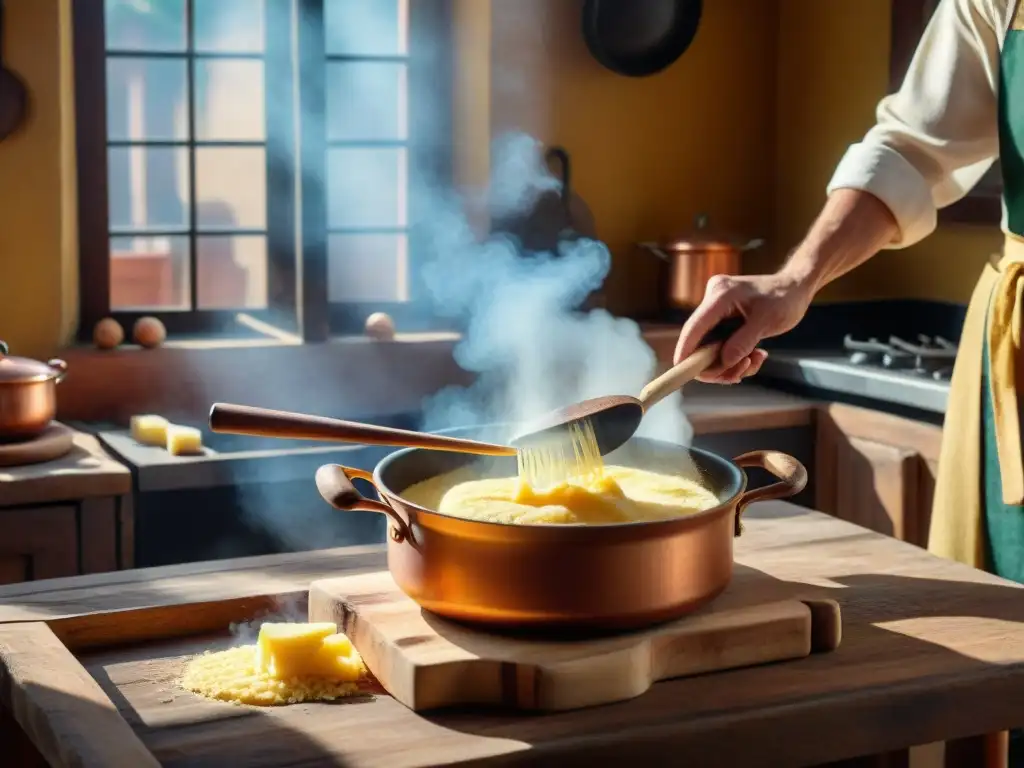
[827,0,1008,248]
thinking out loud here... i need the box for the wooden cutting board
[308,566,841,712]
[0,422,74,468]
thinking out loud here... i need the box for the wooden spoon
[510,342,722,456]
[209,403,517,457]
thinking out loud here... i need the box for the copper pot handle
[315,463,413,544]
[731,451,808,536]
[47,359,68,384]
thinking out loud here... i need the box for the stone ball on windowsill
[133,316,167,349]
[364,312,396,341]
[93,317,125,350]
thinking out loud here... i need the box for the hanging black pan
[0,0,27,141]
[582,0,703,78]
[490,145,596,255]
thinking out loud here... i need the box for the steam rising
[419,132,693,447]
[230,595,308,645]
[199,2,694,560]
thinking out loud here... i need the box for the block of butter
[166,425,204,456]
[130,414,170,447]
[255,622,363,681]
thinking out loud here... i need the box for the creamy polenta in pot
[401,464,721,525]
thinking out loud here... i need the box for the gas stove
[757,334,957,415]
[842,334,957,383]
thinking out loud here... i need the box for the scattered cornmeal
[130,414,170,447]
[166,425,203,456]
[180,622,366,707]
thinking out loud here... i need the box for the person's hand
[673,272,815,384]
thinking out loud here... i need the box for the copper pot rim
[0,341,68,386]
[371,431,748,536]
[0,373,63,386]
[648,241,744,255]
[637,214,765,256]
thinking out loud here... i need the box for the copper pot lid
[646,214,765,254]
[0,341,64,384]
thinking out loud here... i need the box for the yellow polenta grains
[180,623,367,706]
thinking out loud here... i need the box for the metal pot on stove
[639,214,764,309]
[0,340,68,442]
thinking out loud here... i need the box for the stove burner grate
[842,335,958,381]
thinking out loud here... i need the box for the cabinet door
[0,506,78,584]
[815,405,943,548]
[834,436,918,541]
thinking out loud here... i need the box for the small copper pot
[0,340,68,442]
[639,214,764,310]
[316,430,806,631]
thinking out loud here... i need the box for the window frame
[323,0,455,335]
[889,0,1002,226]
[73,0,454,343]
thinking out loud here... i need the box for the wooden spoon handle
[638,343,721,410]
[209,403,517,457]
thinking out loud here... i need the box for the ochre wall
[0,0,77,360]
[489,0,779,316]
[3,0,780,354]
[770,0,1004,303]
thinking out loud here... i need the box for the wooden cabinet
[0,506,78,585]
[0,431,133,585]
[0,498,133,586]
[815,404,943,548]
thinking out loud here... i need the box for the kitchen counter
[0,429,130,508]
[680,380,812,433]
[0,503,1017,767]
[758,350,950,414]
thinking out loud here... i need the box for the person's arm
[822,0,1006,249]
[776,189,899,295]
[675,0,1010,374]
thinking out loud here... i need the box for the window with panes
[75,0,452,340]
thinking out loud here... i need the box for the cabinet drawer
[0,506,78,584]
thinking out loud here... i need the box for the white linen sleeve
[826,0,1007,247]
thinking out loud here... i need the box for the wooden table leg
[944,732,1009,768]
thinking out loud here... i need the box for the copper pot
[0,340,68,442]
[315,429,806,631]
[639,214,764,309]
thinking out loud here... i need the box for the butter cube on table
[130,415,169,447]
[255,622,362,681]
[166,425,204,456]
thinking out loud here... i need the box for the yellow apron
[928,236,1024,569]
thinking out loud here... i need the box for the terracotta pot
[316,428,806,631]
[638,214,764,310]
[0,340,68,442]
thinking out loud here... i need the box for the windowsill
[57,331,470,425]
[66,329,462,353]
[56,326,679,426]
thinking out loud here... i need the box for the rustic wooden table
[0,502,1020,768]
